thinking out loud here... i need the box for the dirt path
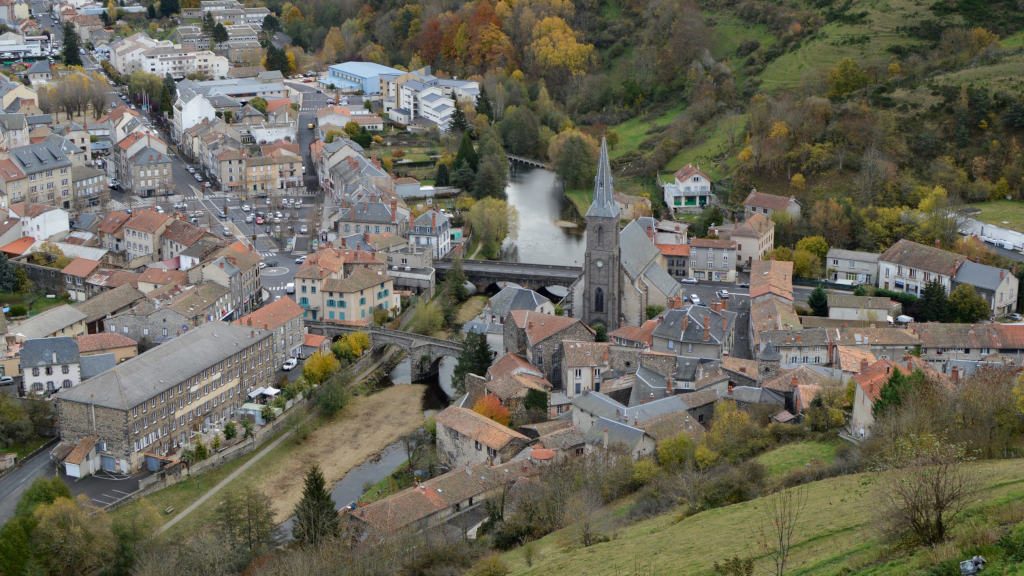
[259,384,428,521]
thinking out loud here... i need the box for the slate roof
[20,336,79,367]
[762,327,831,347]
[826,248,879,263]
[653,305,737,347]
[618,220,681,298]
[9,135,72,175]
[57,322,271,410]
[73,284,145,324]
[487,286,550,319]
[583,416,648,450]
[13,305,86,339]
[880,239,964,277]
[955,260,1011,292]
[585,138,618,219]
[80,353,116,380]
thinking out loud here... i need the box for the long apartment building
[109,32,228,79]
[55,322,275,474]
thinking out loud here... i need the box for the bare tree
[759,487,807,576]
[879,435,974,546]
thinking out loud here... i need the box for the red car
[255,216,264,225]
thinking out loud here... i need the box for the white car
[285,282,295,294]
[241,204,251,212]
[257,261,267,270]
[282,358,298,371]
[716,289,730,299]
[689,294,702,306]
[294,255,306,264]
[680,277,698,284]
[299,224,308,234]
[244,214,253,223]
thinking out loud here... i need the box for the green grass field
[754,440,840,481]
[662,113,747,180]
[931,53,1024,94]
[501,459,1024,575]
[759,0,933,93]
[967,200,1024,232]
[0,291,71,317]
[608,104,684,161]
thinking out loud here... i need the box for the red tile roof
[10,202,58,218]
[61,257,100,278]
[609,319,658,346]
[303,333,328,348]
[750,259,794,301]
[76,332,137,353]
[0,236,34,256]
[125,209,171,234]
[235,297,303,331]
[138,268,186,287]
[673,163,710,183]
[0,158,24,181]
[98,211,131,235]
[690,238,735,249]
[435,406,529,450]
[509,310,588,345]
[657,243,690,257]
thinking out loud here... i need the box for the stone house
[651,304,737,360]
[503,311,594,388]
[713,212,774,269]
[878,239,963,297]
[953,260,1018,317]
[62,257,100,302]
[20,336,80,397]
[122,209,171,263]
[434,406,530,468]
[743,189,801,220]
[562,341,610,398]
[761,328,833,367]
[688,238,737,282]
[827,294,901,323]
[825,248,879,286]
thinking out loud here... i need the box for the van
[285,282,295,294]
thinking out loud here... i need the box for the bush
[469,555,509,576]
[223,421,237,440]
[699,461,765,510]
[7,304,26,317]
[998,521,1024,561]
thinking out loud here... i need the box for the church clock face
[595,259,604,269]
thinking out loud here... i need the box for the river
[501,168,586,266]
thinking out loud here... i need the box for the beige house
[76,333,139,363]
[122,209,171,263]
[294,246,401,323]
[714,213,774,269]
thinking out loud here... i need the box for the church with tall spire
[580,137,621,331]
[574,137,683,329]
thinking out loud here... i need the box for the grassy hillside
[500,459,1024,575]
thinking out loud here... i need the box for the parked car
[295,255,306,264]
[244,214,253,223]
[221,226,231,237]
[0,375,13,385]
[680,277,698,284]
[299,224,308,234]
[716,289,730,299]
[282,358,298,371]
[257,262,267,270]
[255,216,264,225]
[241,204,250,212]
[689,294,702,306]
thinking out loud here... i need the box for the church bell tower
[582,137,620,331]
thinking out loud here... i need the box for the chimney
[683,314,689,333]
[860,358,869,373]
[390,199,397,223]
[703,315,710,341]
[791,374,799,388]
[431,210,437,230]
[602,428,609,450]
[951,365,960,383]
[666,376,673,395]
[646,225,654,240]
[722,316,727,334]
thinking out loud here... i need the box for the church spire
[585,137,618,219]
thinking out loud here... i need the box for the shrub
[998,521,1024,561]
[7,304,26,317]
[699,461,765,510]
[223,421,237,440]
[469,555,509,576]
[632,459,659,486]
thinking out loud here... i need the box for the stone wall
[531,322,594,388]
[56,399,131,463]
[12,260,65,296]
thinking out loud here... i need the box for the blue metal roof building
[322,61,404,94]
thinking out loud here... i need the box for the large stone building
[55,322,275,474]
[234,297,304,367]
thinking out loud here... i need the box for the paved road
[0,447,56,525]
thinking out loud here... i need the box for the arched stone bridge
[304,322,462,380]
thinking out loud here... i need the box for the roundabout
[261,266,290,277]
